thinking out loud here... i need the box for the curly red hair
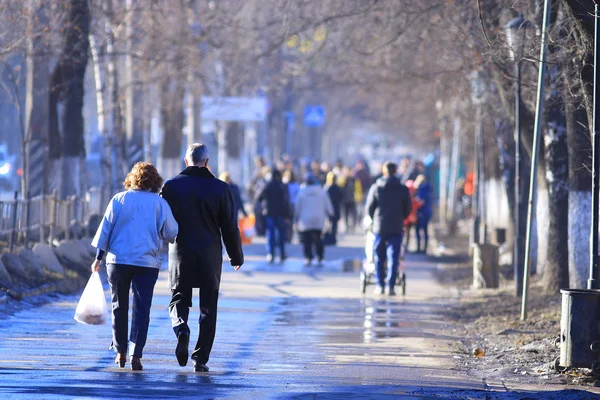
[123,162,163,193]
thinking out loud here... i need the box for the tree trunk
[25,0,50,197]
[185,0,202,147]
[566,94,592,288]
[216,120,227,176]
[106,0,127,187]
[143,84,153,163]
[89,34,112,208]
[124,0,144,167]
[48,0,90,199]
[540,66,570,293]
[226,121,243,184]
[159,75,185,179]
[495,117,530,284]
[186,77,200,147]
[563,0,595,288]
[496,119,515,218]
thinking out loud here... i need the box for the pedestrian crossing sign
[304,105,325,127]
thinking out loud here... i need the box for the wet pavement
[0,235,598,399]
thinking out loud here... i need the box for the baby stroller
[360,218,406,295]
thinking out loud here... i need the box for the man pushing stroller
[365,162,412,296]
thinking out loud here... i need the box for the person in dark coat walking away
[161,144,244,373]
[324,171,343,242]
[340,167,358,233]
[365,161,412,296]
[257,169,291,263]
[219,171,248,218]
[92,162,178,371]
[414,174,433,254]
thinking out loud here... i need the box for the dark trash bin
[558,289,600,374]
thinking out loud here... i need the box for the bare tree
[48,0,90,199]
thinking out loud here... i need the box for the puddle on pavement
[263,297,459,346]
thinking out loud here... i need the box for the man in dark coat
[161,143,244,373]
[365,161,412,296]
[257,169,291,263]
[324,171,343,242]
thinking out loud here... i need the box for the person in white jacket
[295,175,334,266]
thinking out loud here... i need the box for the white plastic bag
[74,272,109,325]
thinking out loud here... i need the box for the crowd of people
[220,154,433,266]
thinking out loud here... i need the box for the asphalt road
[0,235,598,399]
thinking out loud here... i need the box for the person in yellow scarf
[340,167,359,232]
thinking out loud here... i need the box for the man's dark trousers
[169,284,219,365]
[373,234,402,290]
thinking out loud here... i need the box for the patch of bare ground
[434,231,599,389]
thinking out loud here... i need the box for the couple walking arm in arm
[91,143,244,372]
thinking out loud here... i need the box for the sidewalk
[0,232,597,399]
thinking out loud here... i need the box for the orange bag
[239,215,256,245]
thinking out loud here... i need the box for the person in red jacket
[403,180,423,253]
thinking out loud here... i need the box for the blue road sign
[304,105,325,127]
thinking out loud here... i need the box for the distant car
[0,145,16,191]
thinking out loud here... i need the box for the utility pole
[589,2,600,289]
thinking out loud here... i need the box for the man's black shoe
[176,332,189,367]
[193,361,209,372]
[388,288,397,296]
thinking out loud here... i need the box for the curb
[2,282,60,301]
[14,282,61,300]
[0,270,84,302]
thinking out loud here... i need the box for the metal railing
[0,187,106,251]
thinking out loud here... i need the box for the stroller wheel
[360,271,367,294]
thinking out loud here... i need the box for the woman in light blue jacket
[91,162,178,371]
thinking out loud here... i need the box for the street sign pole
[589,3,600,289]
[303,105,325,160]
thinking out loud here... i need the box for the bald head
[185,143,209,167]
